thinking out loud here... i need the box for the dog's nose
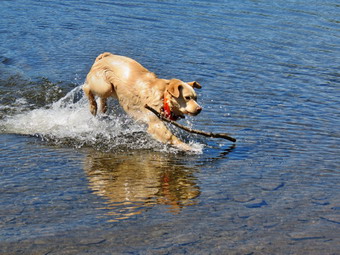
[196,106,202,114]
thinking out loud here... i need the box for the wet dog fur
[83,52,202,151]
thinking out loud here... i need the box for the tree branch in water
[145,104,236,143]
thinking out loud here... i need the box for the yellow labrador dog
[83,52,202,151]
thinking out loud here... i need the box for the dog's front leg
[147,121,192,151]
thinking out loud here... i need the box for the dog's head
[166,79,202,118]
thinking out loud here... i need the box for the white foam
[0,85,203,153]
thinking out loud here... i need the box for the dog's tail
[95,52,112,62]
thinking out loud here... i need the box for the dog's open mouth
[180,107,202,117]
[187,112,199,116]
[175,111,200,118]
[177,112,185,118]
[184,110,201,117]
[172,112,185,120]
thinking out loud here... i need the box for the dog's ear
[187,81,202,89]
[167,80,182,98]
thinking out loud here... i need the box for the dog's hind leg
[83,83,97,116]
[99,97,108,114]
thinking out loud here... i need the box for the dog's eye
[185,96,191,100]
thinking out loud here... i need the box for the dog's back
[83,52,202,151]
[85,53,163,119]
[95,52,112,62]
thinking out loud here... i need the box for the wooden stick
[145,104,236,143]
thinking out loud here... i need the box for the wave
[0,84,203,153]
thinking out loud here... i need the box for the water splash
[0,85,203,153]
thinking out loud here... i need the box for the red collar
[163,97,179,121]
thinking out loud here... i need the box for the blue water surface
[0,0,339,254]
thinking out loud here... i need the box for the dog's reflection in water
[83,150,200,221]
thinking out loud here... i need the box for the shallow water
[1,0,339,254]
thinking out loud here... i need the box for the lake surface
[1,0,339,254]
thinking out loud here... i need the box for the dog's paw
[175,142,195,152]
